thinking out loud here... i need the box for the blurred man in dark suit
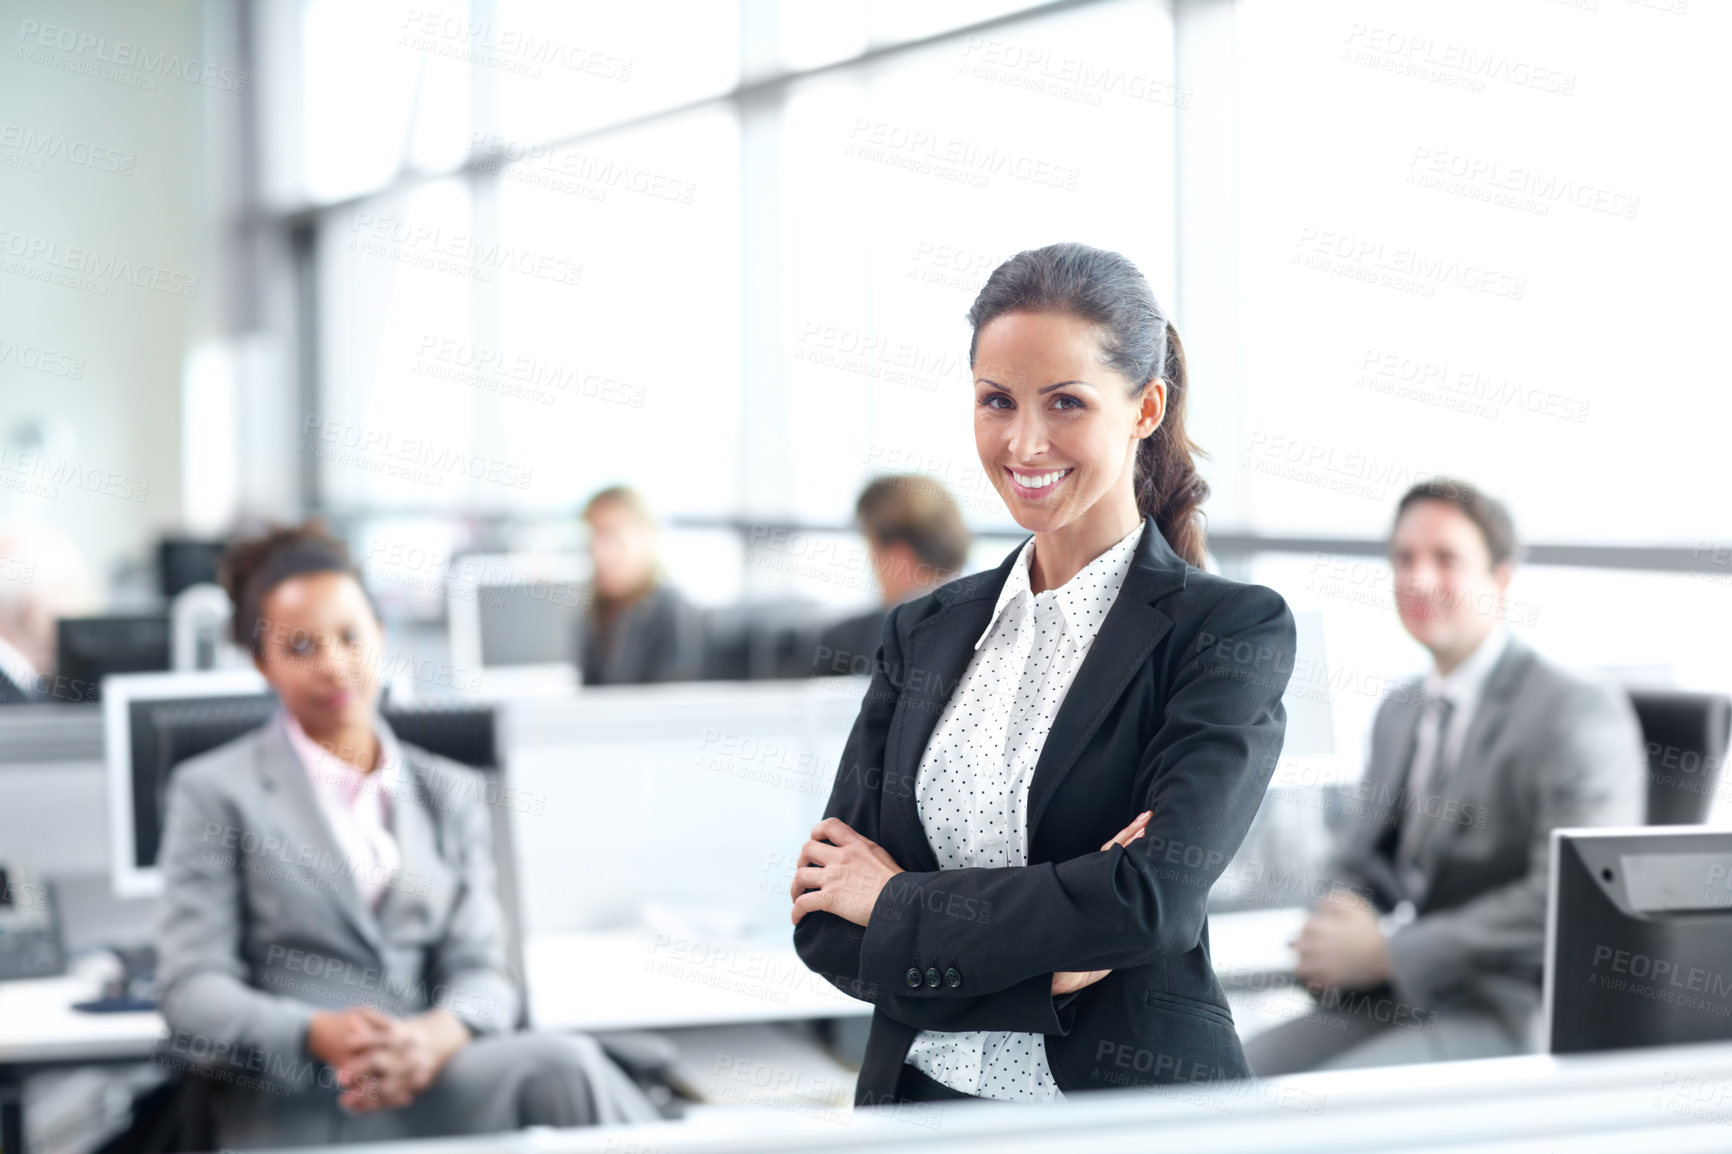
[809,474,970,677]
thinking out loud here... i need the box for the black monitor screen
[158,538,226,600]
[57,616,172,702]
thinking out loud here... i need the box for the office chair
[1629,690,1732,825]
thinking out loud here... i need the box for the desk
[0,974,164,1154]
[1208,905,1305,985]
[527,931,870,1032]
[264,1040,1732,1153]
[0,912,1304,1151]
[526,908,1306,1033]
[0,976,164,1066]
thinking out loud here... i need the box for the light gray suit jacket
[1325,634,1645,1036]
[155,713,520,1095]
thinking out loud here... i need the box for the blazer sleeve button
[944,967,962,988]
[905,967,924,988]
[925,967,942,988]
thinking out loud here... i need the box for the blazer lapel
[254,717,386,957]
[880,515,1192,861]
[879,556,1009,874]
[374,744,445,948]
[1025,515,1186,839]
[1413,636,1534,881]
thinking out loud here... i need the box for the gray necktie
[1396,695,1457,886]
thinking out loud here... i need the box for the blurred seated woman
[577,486,704,684]
[155,520,656,1149]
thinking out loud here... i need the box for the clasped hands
[306,1006,471,1112]
[1291,890,1393,992]
[790,810,1153,998]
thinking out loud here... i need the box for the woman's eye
[980,393,1012,410]
[1052,394,1083,410]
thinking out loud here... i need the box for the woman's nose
[1005,412,1048,461]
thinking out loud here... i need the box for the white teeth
[1013,468,1070,489]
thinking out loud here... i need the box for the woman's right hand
[1051,810,1152,995]
[307,1007,393,1082]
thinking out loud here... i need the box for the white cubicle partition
[503,678,869,939]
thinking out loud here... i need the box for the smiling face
[972,310,1164,536]
[252,571,384,739]
[1389,499,1511,664]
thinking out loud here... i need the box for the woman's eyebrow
[976,377,1094,393]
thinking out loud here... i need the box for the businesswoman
[155,521,654,1148]
[791,243,1297,1105]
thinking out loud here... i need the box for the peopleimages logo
[0,228,200,298]
[0,122,135,175]
[300,416,534,490]
[0,335,85,379]
[15,20,248,92]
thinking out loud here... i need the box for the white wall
[0,0,224,592]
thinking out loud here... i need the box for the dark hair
[219,519,373,655]
[1394,478,1521,569]
[966,242,1209,567]
[855,474,971,575]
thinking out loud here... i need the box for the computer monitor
[445,553,584,697]
[104,670,504,899]
[1545,826,1732,1054]
[157,537,226,600]
[56,615,172,702]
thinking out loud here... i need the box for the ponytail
[1133,321,1209,568]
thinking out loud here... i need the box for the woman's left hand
[790,817,905,928]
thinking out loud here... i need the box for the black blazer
[576,582,704,685]
[793,513,1296,1103]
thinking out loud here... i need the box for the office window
[1213,0,1732,548]
[294,0,476,205]
[259,0,1181,611]
[490,0,741,143]
[492,108,741,517]
[766,0,1179,535]
[314,178,480,511]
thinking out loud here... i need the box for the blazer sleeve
[1384,680,1646,1009]
[791,602,904,1006]
[421,769,521,1035]
[853,584,1296,1013]
[155,762,319,1078]
[791,594,1075,1035]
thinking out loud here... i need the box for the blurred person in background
[155,520,655,1148]
[1246,479,1645,1074]
[577,486,704,685]
[808,474,971,677]
[0,522,93,703]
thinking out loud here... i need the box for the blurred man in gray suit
[1246,479,1645,1073]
